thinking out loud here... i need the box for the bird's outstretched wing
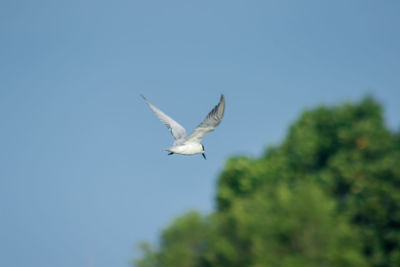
[141,95,187,142]
[186,94,225,143]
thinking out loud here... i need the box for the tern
[141,94,225,159]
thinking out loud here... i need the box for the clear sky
[1,1,399,267]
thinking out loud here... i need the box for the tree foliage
[135,97,400,267]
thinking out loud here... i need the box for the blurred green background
[136,97,400,267]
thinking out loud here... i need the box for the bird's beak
[202,153,206,160]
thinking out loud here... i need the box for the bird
[141,94,225,159]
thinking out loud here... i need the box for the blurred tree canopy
[135,97,400,267]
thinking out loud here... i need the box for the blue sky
[1,1,399,267]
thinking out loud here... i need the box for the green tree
[136,97,400,267]
[136,211,214,267]
[212,181,366,267]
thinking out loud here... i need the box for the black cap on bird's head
[201,144,206,160]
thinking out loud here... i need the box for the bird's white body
[165,142,203,155]
[142,94,225,159]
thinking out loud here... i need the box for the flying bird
[141,94,225,159]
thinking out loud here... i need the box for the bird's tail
[164,147,175,155]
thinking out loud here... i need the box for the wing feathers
[141,95,187,141]
[186,94,225,143]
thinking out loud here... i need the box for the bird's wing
[141,95,187,141]
[186,94,225,143]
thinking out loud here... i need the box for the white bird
[141,94,226,159]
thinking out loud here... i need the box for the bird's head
[201,144,206,160]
